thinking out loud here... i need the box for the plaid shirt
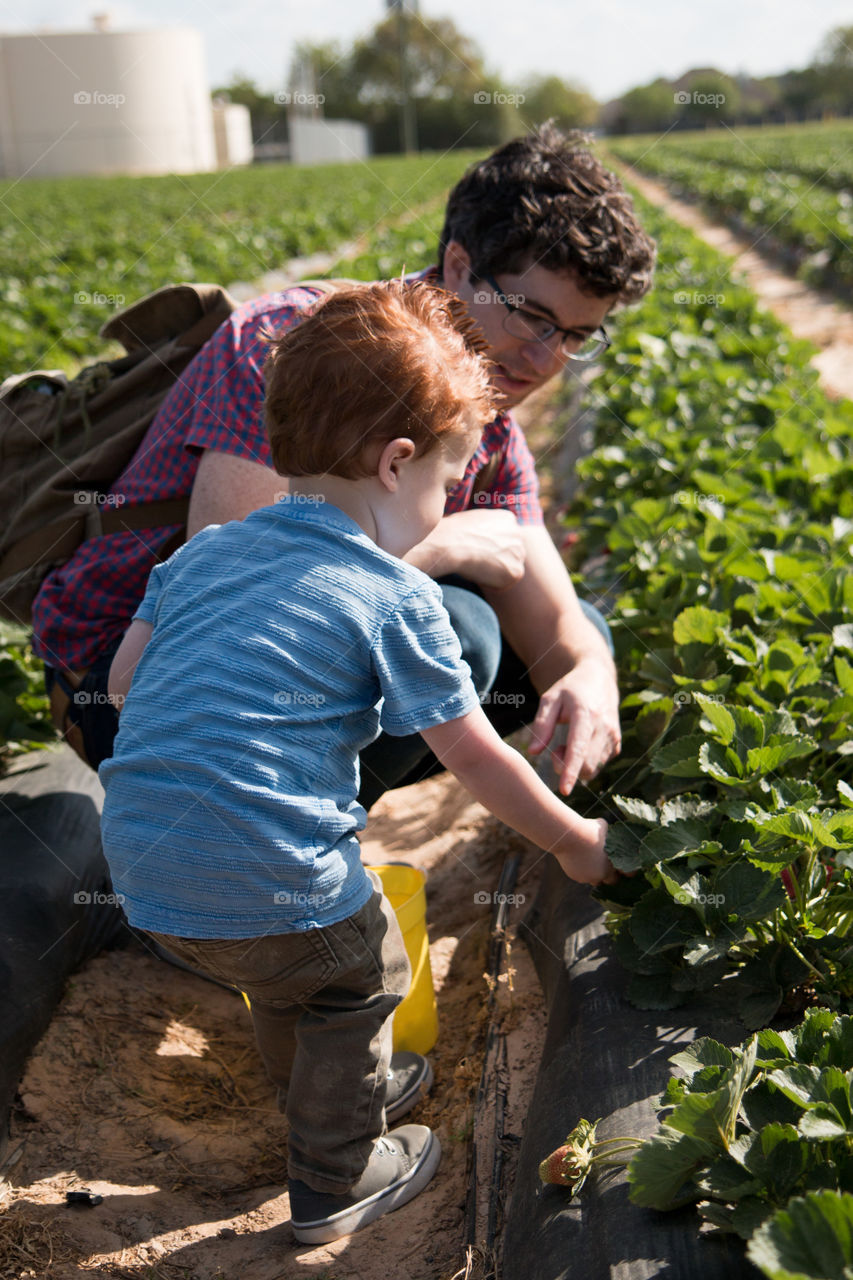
[32,279,543,671]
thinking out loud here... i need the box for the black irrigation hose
[464,855,521,1277]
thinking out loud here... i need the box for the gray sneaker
[289,1124,441,1244]
[385,1051,433,1123]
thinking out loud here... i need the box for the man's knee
[578,599,614,657]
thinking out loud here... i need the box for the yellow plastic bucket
[373,863,438,1056]
[241,863,438,1055]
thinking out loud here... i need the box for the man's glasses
[478,272,610,362]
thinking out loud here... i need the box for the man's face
[442,241,617,409]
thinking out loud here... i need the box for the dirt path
[619,164,853,402]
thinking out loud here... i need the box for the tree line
[213,14,853,152]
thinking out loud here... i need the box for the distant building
[212,99,253,168]
[0,21,251,178]
[288,117,369,166]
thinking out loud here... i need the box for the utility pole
[386,0,417,153]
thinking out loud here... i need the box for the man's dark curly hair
[438,122,656,304]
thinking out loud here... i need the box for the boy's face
[442,242,616,409]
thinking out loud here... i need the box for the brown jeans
[146,871,410,1193]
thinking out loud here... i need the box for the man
[35,123,655,806]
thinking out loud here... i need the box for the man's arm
[403,508,526,589]
[186,450,285,539]
[482,524,622,794]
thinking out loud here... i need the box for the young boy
[99,280,614,1245]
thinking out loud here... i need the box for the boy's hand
[553,817,617,887]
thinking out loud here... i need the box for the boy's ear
[377,437,417,491]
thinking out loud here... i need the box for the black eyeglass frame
[479,272,611,363]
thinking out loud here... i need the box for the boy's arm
[420,706,616,886]
[107,620,154,712]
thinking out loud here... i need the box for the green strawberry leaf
[627,1125,717,1210]
[669,1038,734,1078]
[747,1189,853,1280]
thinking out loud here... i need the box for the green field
[0,151,479,373]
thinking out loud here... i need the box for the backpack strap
[0,499,190,580]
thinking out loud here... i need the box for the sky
[2,0,851,102]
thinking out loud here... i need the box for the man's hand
[405,509,526,589]
[528,656,622,796]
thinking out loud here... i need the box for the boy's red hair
[264,279,495,478]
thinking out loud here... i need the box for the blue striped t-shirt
[99,498,479,938]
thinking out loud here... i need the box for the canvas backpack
[0,277,360,626]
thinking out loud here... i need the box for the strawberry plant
[626,1010,853,1278]
[540,1011,853,1279]
[0,151,477,373]
[611,120,853,193]
[0,622,55,770]
[558,185,853,1024]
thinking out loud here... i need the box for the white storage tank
[0,26,217,178]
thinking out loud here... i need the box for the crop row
[607,137,853,295]
[0,151,476,374]
[557,187,853,1027]
[612,121,853,192]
